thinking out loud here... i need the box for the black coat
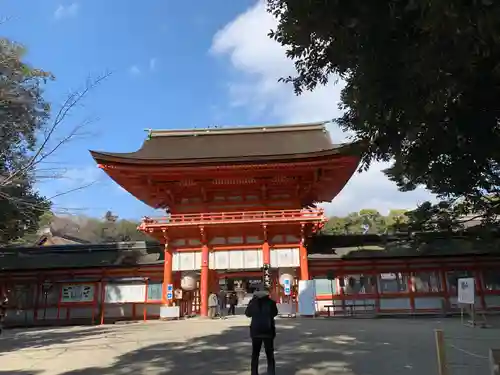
[245,295,278,338]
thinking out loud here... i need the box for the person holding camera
[245,288,278,375]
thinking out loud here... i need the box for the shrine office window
[378,273,409,293]
[412,271,442,293]
[482,269,500,291]
[312,276,337,296]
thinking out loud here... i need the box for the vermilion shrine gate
[2,123,499,327]
[91,122,361,316]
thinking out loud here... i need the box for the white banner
[61,284,94,303]
[457,277,475,305]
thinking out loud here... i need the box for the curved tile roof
[90,122,361,165]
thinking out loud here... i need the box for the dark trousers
[251,337,275,375]
[228,304,236,315]
[218,304,225,317]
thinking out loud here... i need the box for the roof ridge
[147,121,328,138]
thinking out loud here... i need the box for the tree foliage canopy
[319,205,500,255]
[12,210,153,246]
[0,38,52,243]
[0,32,108,245]
[322,208,409,235]
[52,211,152,244]
[268,0,500,221]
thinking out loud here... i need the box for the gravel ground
[0,315,499,375]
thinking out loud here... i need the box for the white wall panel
[229,251,244,269]
[173,252,202,271]
[211,251,229,270]
[174,249,266,270]
[270,248,300,268]
[194,252,202,269]
[209,250,262,270]
[243,250,261,269]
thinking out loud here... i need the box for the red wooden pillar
[200,243,209,317]
[407,266,415,313]
[91,282,97,325]
[162,243,173,306]
[440,268,450,313]
[474,267,487,311]
[100,276,106,325]
[56,283,62,320]
[262,224,271,265]
[372,269,381,314]
[33,277,40,322]
[299,225,309,280]
[143,278,149,321]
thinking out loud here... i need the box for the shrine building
[2,122,499,327]
[90,122,361,317]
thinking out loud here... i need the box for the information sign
[458,277,475,305]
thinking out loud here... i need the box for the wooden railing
[140,208,326,228]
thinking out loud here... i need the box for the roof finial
[144,128,153,140]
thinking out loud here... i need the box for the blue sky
[2,0,435,220]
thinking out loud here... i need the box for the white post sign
[298,280,316,316]
[458,277,475,305]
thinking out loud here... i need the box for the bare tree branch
[0,71,111,188]
[47,180,98,201]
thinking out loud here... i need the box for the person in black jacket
[245,289,278,375]
[228,291,238,315]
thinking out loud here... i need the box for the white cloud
[149,58,158,71]
[129,65,141,76]
[318,162,434,217]
[54,3,80,20]
[211,0,436,216]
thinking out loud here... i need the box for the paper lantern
[279,273,294,287]
[180,274,197,291]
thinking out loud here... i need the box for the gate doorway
[216,271,264,314]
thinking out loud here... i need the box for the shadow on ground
[55,319,439,375]
[0,325,116,355]
[4,317,500,374]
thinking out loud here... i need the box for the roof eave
[90,141,364,167]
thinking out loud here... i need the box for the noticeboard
[60,284,94,303]
[457,277,475,305]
